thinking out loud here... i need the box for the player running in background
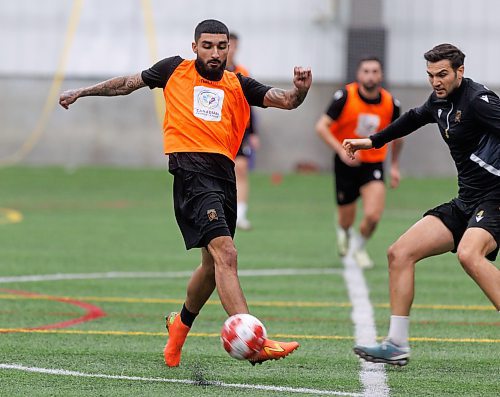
[316,56,403,268]
[226,32,259,231]
[59,19,312,367]
[343,44,500,365]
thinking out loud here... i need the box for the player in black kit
[343,43,500,366]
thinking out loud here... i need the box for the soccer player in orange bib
[59,19,312,366]
[316,56,403,269]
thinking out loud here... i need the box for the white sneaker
[236,218,252,231]
[353,248,374,269]
[336,228,349,257]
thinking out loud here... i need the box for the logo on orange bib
[355,113,381,136]
[194,86,225,122]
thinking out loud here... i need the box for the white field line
[0,363,362,397]
[0,268,342,284]
[342,254,389,397]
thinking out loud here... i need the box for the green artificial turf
[0,166,498,396]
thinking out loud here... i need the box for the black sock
[180,303,198,328]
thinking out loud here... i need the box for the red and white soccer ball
[221,314,267,360]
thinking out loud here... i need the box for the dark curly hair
[424,44,465,70]
[194,20,229,42]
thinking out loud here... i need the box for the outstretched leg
[387,216,454,316]
[208,236,249,315]
[208,235,299,364]
[354,215,454,365]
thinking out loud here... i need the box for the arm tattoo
[292,89,307,108]
[264,87,307,109]
[265,88,287,108]
[80,73,146,97]
[125,74,146,91]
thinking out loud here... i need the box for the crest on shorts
[475,209,484,223]
[454,110,462,123]
[207,209,218,221]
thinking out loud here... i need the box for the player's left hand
[293,67,312,91]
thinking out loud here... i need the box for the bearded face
[193,33,229,81]
[357,60,383,93]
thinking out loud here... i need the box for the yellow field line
[1,328,498,343]
[0,208,23,225]
[375,303,495,311]
[408,336,499,343]
[0,294,494,311]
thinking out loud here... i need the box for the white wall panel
[0,0,345,81]
[0,0,72,76]
[3,0,500,85]
[384,0,500,86]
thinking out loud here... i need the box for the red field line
[0,289,106,331]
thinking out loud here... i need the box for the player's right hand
[342,138,373,160]
[59,89,80,109]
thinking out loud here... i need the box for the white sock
[237,202,247,220]
[337,225,348,235]
[337,226,354,242]
[350,231,367,250]
[388,315,410,347]
[358,235,367,249]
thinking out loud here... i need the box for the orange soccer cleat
[163,312,190,367]
[248,338,300,366]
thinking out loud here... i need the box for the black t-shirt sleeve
[370,96,434,148]
[236,74,272,108]
[391,97,401,121]
[246,112,256,135]
[325,89,348,120]
[141,56,183,89]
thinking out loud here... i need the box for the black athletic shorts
[333,154,384,205]
[424,198,499,261]
[171,168,237,250]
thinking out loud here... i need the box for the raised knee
[365,212,381,226]
[216,243,238,269]
[456,247,477,274]
[387,242,411,270]
[387,243,398,266]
